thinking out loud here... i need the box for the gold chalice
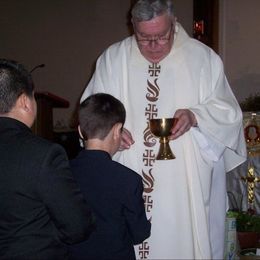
[149,118,178,160]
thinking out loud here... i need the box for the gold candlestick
[241,165,260,208]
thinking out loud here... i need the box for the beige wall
[219,0,260,102]
[3,1,259,129]
[1,0,192,129]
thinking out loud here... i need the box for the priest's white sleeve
[191,126,227,259]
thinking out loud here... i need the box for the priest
[81,0,247,259]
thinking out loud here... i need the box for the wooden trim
[193,0,219,53]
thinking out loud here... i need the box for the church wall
[219,0,260,102]
[5,1,259,128]
[0,0,193,129]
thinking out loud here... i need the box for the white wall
[0,0,192,129]
[219,0,260,102]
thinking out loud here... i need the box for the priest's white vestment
[81,23,247,259]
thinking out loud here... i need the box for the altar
[225,112,260,259]
[227,156,260,213]
[227,112,260,213]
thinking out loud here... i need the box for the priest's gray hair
[131,0,174,22]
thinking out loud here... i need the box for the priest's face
[133,13,174,63]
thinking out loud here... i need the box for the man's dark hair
[79,93,126,140]
[0,59,34,113]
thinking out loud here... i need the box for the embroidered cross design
[148,63,161,77]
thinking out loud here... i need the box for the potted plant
[227,209,260,249]
[239,92,260,112]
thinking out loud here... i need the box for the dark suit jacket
[0,117,94,260]
[69,149,151,260]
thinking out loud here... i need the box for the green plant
[227,210,260,232]
[239,92,260,112]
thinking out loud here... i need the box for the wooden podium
[32,91,69,140]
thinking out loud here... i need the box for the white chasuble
[81,23,247,260]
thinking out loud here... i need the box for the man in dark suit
[69,93,151,260]
[0,59,94,260]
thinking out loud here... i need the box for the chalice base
[156,141,175,160]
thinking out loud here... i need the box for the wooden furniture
[193,0,219,52]
[32,92,69,141]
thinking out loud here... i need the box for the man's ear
[17,93,30,113]
[14,93,36,128]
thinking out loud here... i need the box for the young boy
[69,93,151,260]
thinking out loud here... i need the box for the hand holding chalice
[149,118,178,160]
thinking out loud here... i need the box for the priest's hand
[118,127,135,151]
[169,109,197,140]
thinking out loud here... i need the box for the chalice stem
[160,137,168,144]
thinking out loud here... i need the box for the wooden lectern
[32,91,69,141]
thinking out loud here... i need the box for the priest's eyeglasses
[135,24,173,46]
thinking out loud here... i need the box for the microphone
[30,63,45,73]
